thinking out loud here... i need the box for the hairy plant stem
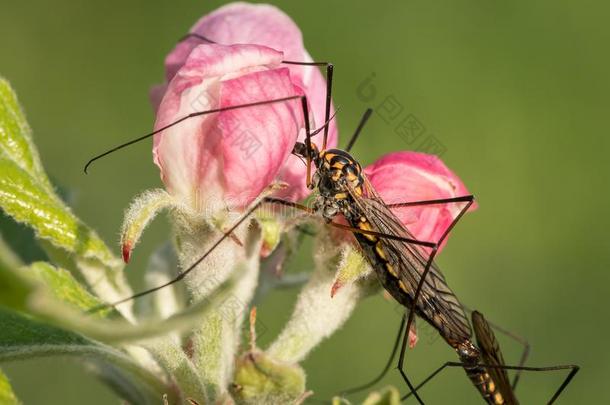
[171,207,262,401]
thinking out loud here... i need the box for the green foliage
[0,78,133,321]
[0,306,95,351]
[0,77,50,191]
[0,77,248,404]
[0,240,32,311]
[120,188,175,263]
[0,78,110,262]
[0,258,241,344]
[0,369,20,405]
[26,262,113,317]
[0,308,167,405]
[0,157,112,262]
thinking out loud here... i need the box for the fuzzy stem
[171,206,262,400]
[266,233,371,364]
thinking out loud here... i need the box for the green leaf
[0,242,32,312]
[0,368,20,405]
[26,262,114,317]
[0,79,133,317]
[0,212,47,264]
[0,157,114,264]
[0,307,169,405]
[0,258,243,344]
[146,338,208,404]
[121,189,175,264]
[0,77,51,191]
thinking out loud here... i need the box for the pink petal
[364,151,477,252]
[154,3,337,201]
[219,67,304,206]
[152,44,294,210]
[166,3,307,82]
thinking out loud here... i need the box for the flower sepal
[231,308,306,405]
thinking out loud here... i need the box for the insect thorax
[311,149,364,221]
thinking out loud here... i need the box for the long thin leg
[386,195,474,209]
[398,310,426,405]
[273,195,476,403]
[339,195,475,399]
[339,306,527,401]
[264,197,436,249]
[402,361,579,404]
[89,35,335,183]
[284,61,334,185]
[388,190,528,395]
[397,197,474,403]
[383,190,530,392]
[89,197,300,311]
[178,32,216,44]
[345,108,373,153]
[87,197,267,312]
[89,195,437,312]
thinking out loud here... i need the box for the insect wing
[348,177,471,343]
[472,311,519,404]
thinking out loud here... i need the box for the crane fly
[83,33,579,404]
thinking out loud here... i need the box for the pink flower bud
[365,151,477,252]
[153,43,305,211]
[152,3,337,203]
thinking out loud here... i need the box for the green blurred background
[1,0,609,403]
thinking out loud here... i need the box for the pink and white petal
[365,151,477,250]
[188,3,338,149]
[152,74,224,209]
[218,67,304,206]
[153,44,286,209]
[168,3,308,82]
[162,4,338,200]
[154,43,283,112]
[171,43,283,84]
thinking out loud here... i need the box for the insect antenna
[178,32,216,44]
[83,95,303,173]
[87,85,323,311]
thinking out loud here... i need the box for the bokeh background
[1,0,609,403]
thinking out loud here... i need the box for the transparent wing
[472,311,519,404]
[348,176,472,343]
